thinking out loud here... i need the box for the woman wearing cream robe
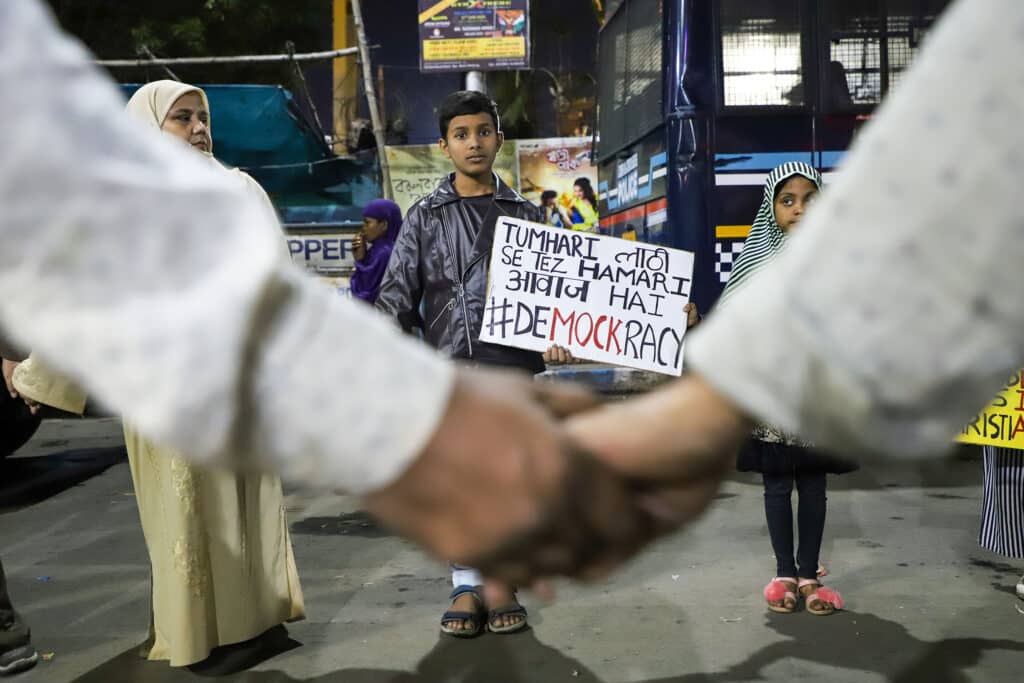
[122,80,304,668]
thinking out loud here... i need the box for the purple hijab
[350,199,403,304]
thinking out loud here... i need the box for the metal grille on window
[887,3,946,93]
[824,0,950,109]
[887,14,916,93]
[624,0,663,137]
[720,0,803,107]
[597,0,663,160]
[826,2,882,106]
[597,7,628,159]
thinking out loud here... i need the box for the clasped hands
[364,363,753,589]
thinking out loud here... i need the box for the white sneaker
[1016,575,1024,601]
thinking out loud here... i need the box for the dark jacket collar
[427,172,524,209]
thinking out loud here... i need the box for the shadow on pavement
[0,446,126,511]
[646,609,1024,683]
[69,610,1024,683]
[70,625,302,683]
[69,628,601,683]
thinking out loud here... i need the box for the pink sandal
[764,577,798,613]
[799,580,843,615]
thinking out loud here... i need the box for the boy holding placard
[376,90,568,638]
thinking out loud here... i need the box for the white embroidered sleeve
[688,0,1024,457]
[0,0,454,493]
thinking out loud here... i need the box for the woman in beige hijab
[122,80,304,668]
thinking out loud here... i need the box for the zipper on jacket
[457,198,507,282]
[438,209,475,357]
[429,296,457,330]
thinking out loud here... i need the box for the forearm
[566,371,752,481]
[0,0,456,493]
[234,267,456,492]
[688,0,1024,458]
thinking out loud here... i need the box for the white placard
[481,217,695,376]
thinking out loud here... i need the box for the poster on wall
[385,143,519,216]
[419,0,530,73]
[481,217,695,376]
[517,136,597,227]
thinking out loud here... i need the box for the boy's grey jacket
[376,174,546,373]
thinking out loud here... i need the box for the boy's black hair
[438,90,501,139]
[540,190,558,203]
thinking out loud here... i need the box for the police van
[597,0,951,312]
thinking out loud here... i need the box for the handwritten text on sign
[481,218,695,376]
[957,370,1024,448]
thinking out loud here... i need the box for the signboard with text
[481,218,695,376]
[287,233,357,273]
[419,0,530,72]
[957,370,1024,448]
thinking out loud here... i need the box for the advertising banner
[386,143,519,216]
[419,0,530,72]
[517,137,597,228]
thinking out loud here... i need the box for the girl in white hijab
[122,80,304,668]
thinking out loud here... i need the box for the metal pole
[350,0,393,200]
[286,41,327,139]
[138,45,180,82]
[465,70,487,94]
[96,46,360,68]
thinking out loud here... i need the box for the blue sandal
[440,585,485,638]
[487,600,528,634]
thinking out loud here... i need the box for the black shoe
[186,625,297,676]
[0,644,38,676]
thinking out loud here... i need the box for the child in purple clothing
[350,199,402,304]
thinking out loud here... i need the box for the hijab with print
[719,162,822,304]
[350,199,403,304]
[125,80,213,155]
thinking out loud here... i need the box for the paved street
[1,419,1022,682]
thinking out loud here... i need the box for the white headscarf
[124,80,287,249]
[124,79,213,155]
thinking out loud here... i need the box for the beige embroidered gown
[125,426,305,666]
[118,82,305,667]
[119,156,305,668]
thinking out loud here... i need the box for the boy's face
[439,113,502,179]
